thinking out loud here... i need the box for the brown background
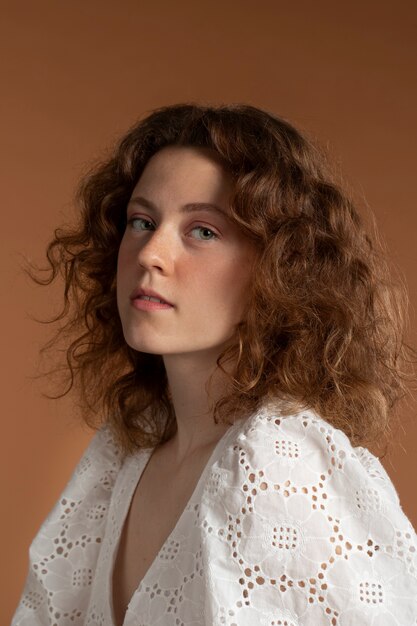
[1,0,416,622]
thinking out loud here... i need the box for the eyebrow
[128,195,229,218]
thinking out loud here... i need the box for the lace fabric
[11,406,417,625]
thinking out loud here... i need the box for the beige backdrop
[1,0,416,622]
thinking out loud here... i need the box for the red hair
[26,103,415,455]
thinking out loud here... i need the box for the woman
[12,103,417,625]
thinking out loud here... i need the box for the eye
[127,217,154,231]
[190,226,219,241]
[126,217,219,241]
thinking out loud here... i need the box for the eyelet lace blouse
[12,405,417,625]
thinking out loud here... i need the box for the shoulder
[27,422,125,561]
[45,423,124,510]
[240,406,416,547]
[202,405,417,624]
[12,424,125,625]
[239,406,404,513]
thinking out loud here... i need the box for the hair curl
[27,102,415,455]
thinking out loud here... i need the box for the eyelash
[126,217,220,241]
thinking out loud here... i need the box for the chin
[124,337,164,355]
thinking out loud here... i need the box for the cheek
[194,254,254,307]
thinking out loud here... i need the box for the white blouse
[12,405,417,625]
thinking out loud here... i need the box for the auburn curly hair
[27,102,414,456]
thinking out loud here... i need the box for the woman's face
[117,145,257,359]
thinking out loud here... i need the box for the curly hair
[27,102,414,456]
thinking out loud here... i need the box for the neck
[162,347,238,462]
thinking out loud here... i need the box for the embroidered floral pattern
[12,409,417,625]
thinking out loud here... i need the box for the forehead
[132,146,233,208]
[134,145,232,188]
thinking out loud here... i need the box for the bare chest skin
[111,440,220,626]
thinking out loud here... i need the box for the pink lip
[130,286,173,306]
[131,298,174,311]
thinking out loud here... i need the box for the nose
[136,227,175,274]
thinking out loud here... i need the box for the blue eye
[126,218,219,241]
[190,226,219,241]
[128,217,153,231]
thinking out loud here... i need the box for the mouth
[130,287,173,306]
[131,297,174,311]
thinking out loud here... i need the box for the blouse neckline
[106,416,248,626]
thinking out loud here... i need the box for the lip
[129,286,174,306]
[131,298,174,312]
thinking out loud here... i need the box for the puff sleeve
[11,424,123,626]
[201,409,417,625]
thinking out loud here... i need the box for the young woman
[12,103,417,625]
